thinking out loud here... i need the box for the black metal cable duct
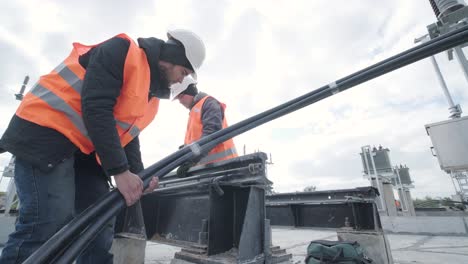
[54,173,247,263]
[24,24,468,263]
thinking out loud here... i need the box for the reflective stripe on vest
[185,96,238,164]
[30,83,90,140]
[16,33,158,154]
[116,120,140,138]
[54,62,83,94]
[199,147,238,164]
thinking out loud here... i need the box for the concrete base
[171,259,196,264]
[380,216,468,235]
[171,245,291,264]
[415,210,468,217]
[7,227,459,264]
[337,229,394,264]
[111,234,146,264]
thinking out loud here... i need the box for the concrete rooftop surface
[1,227,467,263]
[144,227,468,264]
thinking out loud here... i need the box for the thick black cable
[192,25,468,153]
[22,150,193,264]
[34,149,198,263]
[196,26,468,154]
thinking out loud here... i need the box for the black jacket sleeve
[201,97,224,138]
[81,37,132,176]
[124,136,144,174]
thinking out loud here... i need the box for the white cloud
[0,0,466,199]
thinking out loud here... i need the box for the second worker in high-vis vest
[0,29,206,264]
[172,80,238,178]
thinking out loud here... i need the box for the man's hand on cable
[144,176,159,194]
[114,170,160,206]
[114,170,144,206]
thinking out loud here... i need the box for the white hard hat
[170,76,197,100]
[167,29,206,80]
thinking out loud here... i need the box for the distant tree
[441,197,455,207]
[303,186,317,192]
[413,196,438,208]
[413,196,456,208]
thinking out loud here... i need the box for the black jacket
[0,36,168,175]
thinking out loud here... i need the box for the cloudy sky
[1,0,467,199]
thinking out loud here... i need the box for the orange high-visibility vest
[184,96,237,164]
[395,200,401,208]
[16,33,159,154]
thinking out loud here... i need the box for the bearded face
[158,64,171,93]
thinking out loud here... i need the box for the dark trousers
[0,153,114,264]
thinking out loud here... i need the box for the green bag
[305,240,373,264]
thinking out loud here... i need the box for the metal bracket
[430,146,437,157]
[344,195,367,202]
[248,163,263,175]
[211,176,225,196]
[189,143,202,156]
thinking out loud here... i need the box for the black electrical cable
[25,24,468,263]
[52,200,124,263]
[52,149,201,260]
[195,25,468,155]
[22,149,194,264]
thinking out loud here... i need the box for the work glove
[176,160,197,178]
[175,145,191,177]
[176,152,204,178]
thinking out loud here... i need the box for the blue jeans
[0,156,114,264]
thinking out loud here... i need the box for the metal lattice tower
[360,145,397,213]
[450,171,468,200]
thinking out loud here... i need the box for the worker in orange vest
[395,200,401,209]
[0,30,206,263]
[172,78,238,177]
